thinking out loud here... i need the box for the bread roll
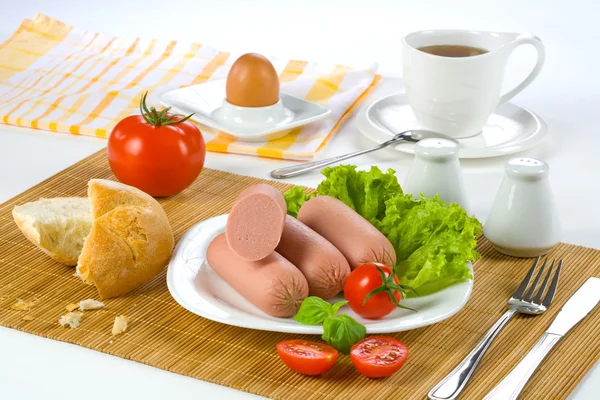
[12,198,92,266]
[76,179,174,299]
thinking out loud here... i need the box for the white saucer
[166,214,473,334]
[159,80,331,142]
[356,92,548,158]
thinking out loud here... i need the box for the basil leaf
[330,300,348,315]
[294,296,333,325]
[322,314,366,354]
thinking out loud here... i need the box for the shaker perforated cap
[505,157,549,180]
[414,138,459,160]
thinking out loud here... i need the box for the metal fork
[428,257,562,400]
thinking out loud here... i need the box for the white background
[0,0,599,399]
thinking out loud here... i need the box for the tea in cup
[402,30,545,138]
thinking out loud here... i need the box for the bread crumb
[59,311,83,328]
[11,299,35,311]
[0,296,8,301]
[109,340,114,344]
[112,315,128,335]
[22,315,34,321]
[65,303,79,312]
[78,299,105,311]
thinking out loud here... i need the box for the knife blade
[547,277,600,336]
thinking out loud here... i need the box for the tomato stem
[362,265,417,312]
[139,91,195,127]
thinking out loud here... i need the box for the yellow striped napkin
[0,14,379,160]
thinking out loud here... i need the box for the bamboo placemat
[0,150,598,400]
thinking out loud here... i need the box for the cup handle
[499,34,545,106]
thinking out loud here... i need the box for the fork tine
[542,260,562,307]
[532,262,554,304]
[523,258,548,301]
[513,256,540,299]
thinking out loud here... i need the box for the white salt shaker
[484,158,561,258]
[404,138,470,212]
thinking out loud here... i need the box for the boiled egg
[226,53,280,107]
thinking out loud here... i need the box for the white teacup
[402,30,545,138]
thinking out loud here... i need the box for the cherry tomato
[276,340,338,376]
[108,92,206,197]
[344,263,402,319]
[350,336,408,378]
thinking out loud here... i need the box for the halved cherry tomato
[350,336,408,378]
[344,263,406,319]
[276,340,338,376]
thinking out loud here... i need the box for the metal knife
[483,277,600,400]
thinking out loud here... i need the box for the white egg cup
[211,99,293,131]
[159,80,332,142]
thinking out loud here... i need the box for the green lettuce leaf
[283,187,315,218]
[316,165,402,226]
[382,194,481,296]
[283,165,481,297]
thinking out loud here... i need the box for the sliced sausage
[298,196,396,269]
[207,233,308,317]
[226,184,287,261]
[276,216,351,300]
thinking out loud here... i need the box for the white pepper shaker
[403,138,470,212]
[484,158,561,258]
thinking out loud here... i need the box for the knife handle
[483,332,561,400]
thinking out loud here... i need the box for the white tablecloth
[0,0,598,398]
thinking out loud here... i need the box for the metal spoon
[270,129,456,179]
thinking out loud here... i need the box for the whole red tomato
[108,92,206,197]
[344,263,412,319]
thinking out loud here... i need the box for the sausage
[298,196,396,269]
[226,184,287,261]
[207,233,308,317]
[276,216,351,300]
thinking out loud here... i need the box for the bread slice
[76,179,174,299]
[12,198,92,266]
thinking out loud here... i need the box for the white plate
[159,80,331,142]
[355,92,548,159]
[167,214,473,334]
